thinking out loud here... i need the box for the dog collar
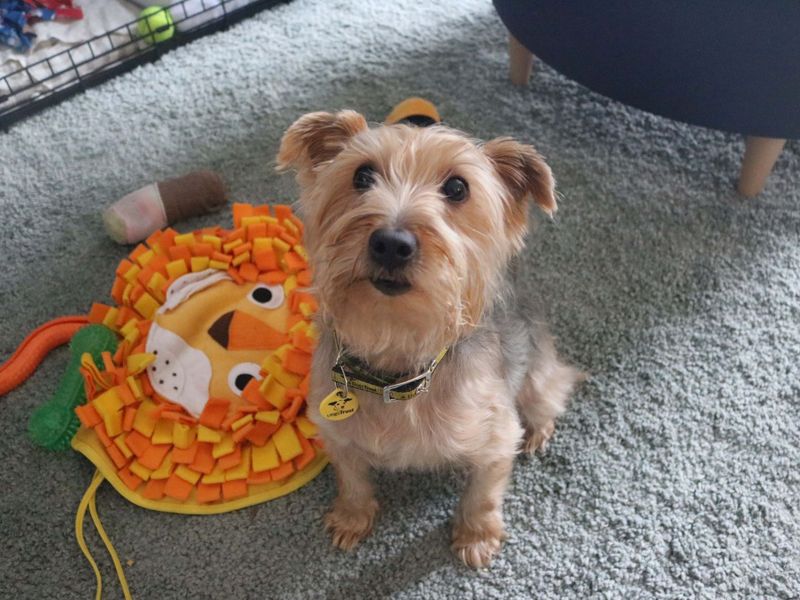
[331,340,449,403]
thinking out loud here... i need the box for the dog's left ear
[276,110,368,175]
[483,137,557,216]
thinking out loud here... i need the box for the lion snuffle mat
[73,202,327,513]
[0,202,329,598]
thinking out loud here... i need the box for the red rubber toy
[0,316,89,396]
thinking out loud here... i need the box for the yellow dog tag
[320,389,359,421]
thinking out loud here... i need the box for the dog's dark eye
[354,165,376,191]
[442,176,468,203]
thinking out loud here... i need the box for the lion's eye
[227,363,262,396]
[354,165,376,191]
[442,176,468,203]
[248,284,284,309]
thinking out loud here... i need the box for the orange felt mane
[72,203,325,510]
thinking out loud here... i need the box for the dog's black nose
[368,228,417,270]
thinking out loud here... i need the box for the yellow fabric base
[72,426,328,515]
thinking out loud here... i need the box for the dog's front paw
[451,518,506,568]
[523,420,555,454]
[324,499,378,550]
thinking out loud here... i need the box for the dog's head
[277,111,555,371]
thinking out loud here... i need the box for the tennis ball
[137,6,175,44]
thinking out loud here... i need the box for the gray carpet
[1,0,798,597]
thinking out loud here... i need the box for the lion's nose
[208,311,235,348]
[208,310,288,350]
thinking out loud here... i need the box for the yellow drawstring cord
[75,470,133,600]
[76,471,105,599]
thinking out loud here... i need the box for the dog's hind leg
[515,335,582,454]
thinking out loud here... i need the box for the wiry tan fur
[277,111,580,568]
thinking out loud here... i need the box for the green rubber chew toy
[28,324,118,451]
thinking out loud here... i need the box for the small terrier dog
[277,108,579,568]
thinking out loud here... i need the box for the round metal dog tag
[319,389,359,421]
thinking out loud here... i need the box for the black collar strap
[331,341,449,403]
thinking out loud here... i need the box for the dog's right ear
[276,110,368,174]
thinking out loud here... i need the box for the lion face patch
[145,271,292,416]
[73,203,326,512]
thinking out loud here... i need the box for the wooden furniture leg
[737,136,786,197]
[509,34,534,86]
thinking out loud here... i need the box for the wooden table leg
[737,136,786,197]
[509,34,534,86]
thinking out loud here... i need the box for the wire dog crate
[0,0,289,130]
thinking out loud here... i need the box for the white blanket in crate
[1,0,256,110]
